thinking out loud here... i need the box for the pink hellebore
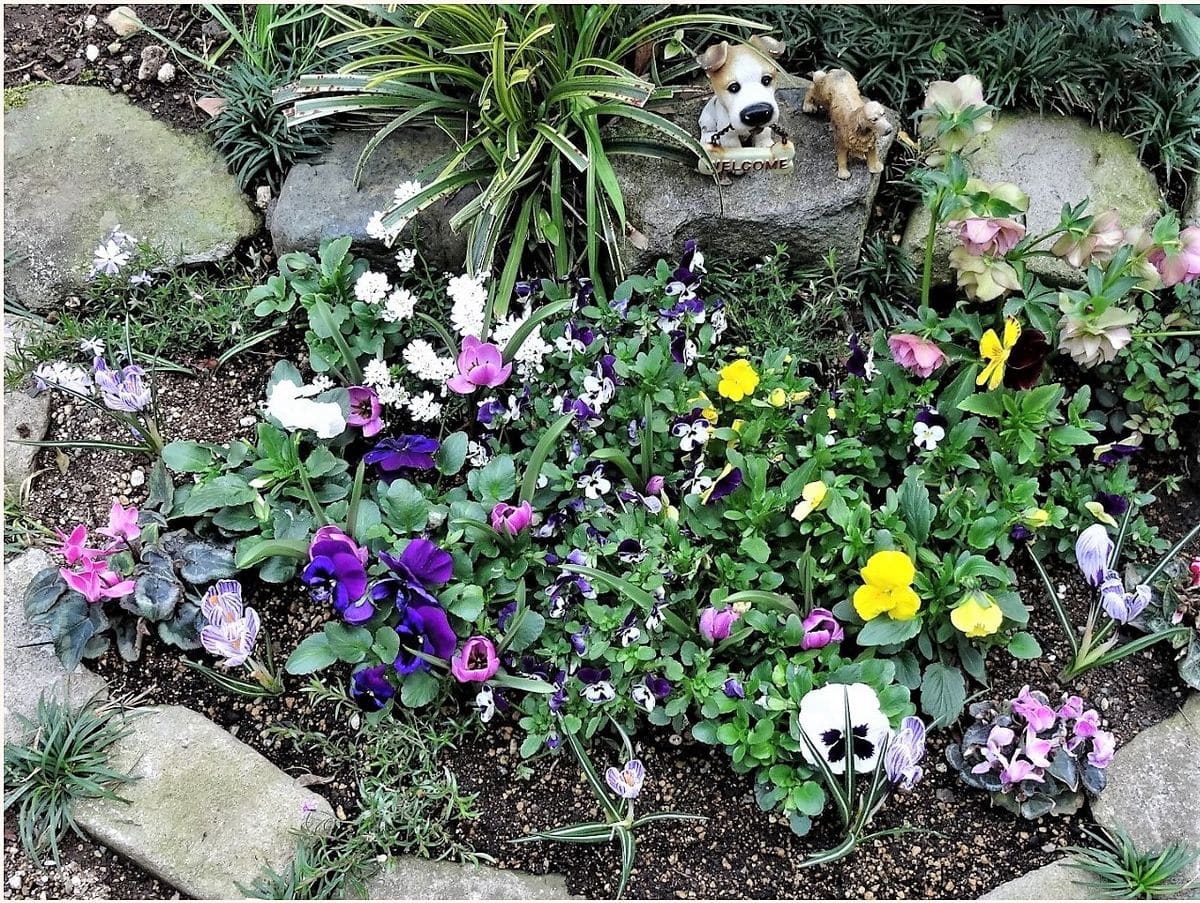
[1150,225,1200,287]
[887,334,947,378]
[800,608,843,651]
[699,606,741,643]
[490,501,533,537]
[347,386,384,438]
[61,556,135,604]
[447,336,512,395]
[450,636,499,683]
[958,217,1026,256]
[97,501,140,544]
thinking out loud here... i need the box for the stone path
[365,856,574,900]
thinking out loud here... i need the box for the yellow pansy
[827,407,838,420]
[769,387,788,407]
[976,317,1021,391]
[1021,507,1050,529]
[718,359,760,402]
[1085,501,1118,528]
[852,550,921,621]
[790,481,828,523]
[689,391,718,424]
[950,591,1004,637]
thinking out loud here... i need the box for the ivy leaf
[921,662,966,727]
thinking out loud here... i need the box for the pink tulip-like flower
[887,333,947,378]
[1150,225,1200,287]
[447,336,512,394]
[61,557,135,604]
[957,217,1026,256]
[699,606,741,643]
[490,501,532,537]
[450,636,499,682]
[97,501,140,544]
[347,385,383,438]
[800,608,844,650]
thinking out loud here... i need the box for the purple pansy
[374,538,454,611]
[393,604,457,674]
[301,526,371,624]
[723,677,746,699]
[350,663,396,711]
[364,435,440,473]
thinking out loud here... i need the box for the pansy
[450,636,499,683]
[885,716,927,791]
[671,411,710,452]
[976,317,1022,390]
[576,466,611,499]
[1002,328,1050,390]
[364,435,440,473]
[264,376,345,439]
[670,330,698,366]
[631,683,656,713]
[800,608,843,650]
[912,408,946,452]
[605,759,645,800]
[1094,433,1142,465]
[852,550,921,621]
[887,334,946,378]
[578,666,616,704]
[790,480,828,524]
[346,386,383,437]
[723,677,746,699]
[1075,524,1114,586]
[616,538,644,565]
[301,526,371,623]
[350,663,396,711]
[796,683,891,775]
[700,464,742,504]
[717,359,759,401]
[950,591,1003,637]
[473,685,497,723]
[699,606,741,643]
[374,538,453,611]
[617,611,642,647]
[846,332,879,379]
[393,604,457,674]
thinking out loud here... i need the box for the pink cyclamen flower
[699,606,741,643]
[1087,729,1116,769]
[446,336,512,394]
[1150,226,1200,287]
[61,557,135,604]
[346,386,383,438]
[56,524,104,566]
[887,334,947,378]
[450,636,499,683]
[999,754,1043,787]
[1012,685,1058,733]
[97,500,140,543]
[1023,727,1055,768]
[800,608,844,651]
[1058,695,1085,721]
[490,501,533,537]
[958,217,1026,256]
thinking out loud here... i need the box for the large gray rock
[271,129,471,272]
[1091,693,1200,886]
[609,84,896,272]
[3,85,258,310]
[4,549,108,743]
[1187,172,1199,226]
[981,861,1092,900]
[74,705,333,899]
[4,388,50,492]
[902,113,1161,286]
[366,856,575,900]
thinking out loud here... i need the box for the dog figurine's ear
[749,35,785,58]
[695,41,730,74]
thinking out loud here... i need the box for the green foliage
[3,694,136,866]
[1066,824,1200,900]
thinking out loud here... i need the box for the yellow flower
[689,391,718,424]
[789,390,810,404]
[1021,507,1050,529]
[727,418,746,448]
[950,592,1003,637]
[1085,501,1118,528]
[827,407,838,420]
[768,387,788,407]
[790,481,828,523]
[852,550,921,621]
[976,317,1022,391]
[718,359,760,402]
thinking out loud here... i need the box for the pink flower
[699,606,741,643]
[1150,225,1200,287]
[1189,557,1200,588]
[346,386,383,438]
[1012,685,1058,733]
[1087,729,1116,769]
[490,501,532,537]
[446,336,512,395]
[1023,728,1055,768]
[799,608,843,650]
[999,755,1043,786]
[958,217,1026,256]
[61,557,135,604]
[56,524,104,566]
[97,501,140,544]
[450,636,498,682]
[1058,695,1085,720]
[887,334,947,378]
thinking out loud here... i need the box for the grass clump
[1067,824,1199,900]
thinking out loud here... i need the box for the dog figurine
[802,69,892,179]
[696,35,786,150]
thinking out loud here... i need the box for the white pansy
[264,379,346,439]
[354,271,391,305]
[672,419,709,452]
[473,685,496,723]
[582,681,616,704]
[795,682,891,775]
[576,467,611,499]
[912,421,945,451]
[467,440,492,467]
[631,684,655,713]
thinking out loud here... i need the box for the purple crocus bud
[364,435,440,473]
[491,501,533,537]
[346,385,383,437]
[645,475,665,496]
[1012,685,1058,733]
[800,608,843,651]
[393,604,457,674]
[200,605,260,668]
[1100,576,1151,624]
[884,716,926,791]
[447,335,512,394]
[1075,524,1114,586]
[450,636,499,683]
[723,678,745,699]
[605,759,645,799]
[350,663,396,711]
[699,606,740,643]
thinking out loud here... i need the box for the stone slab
[1187,172,1199,226]
[902,112,1162,286]
[608,82,896,273]
[73,704,333,899]
[3,549,108,743]
[3,85,258,310]
[365,856,575,900]
[4,389,51,492]
[980,860,1093,900]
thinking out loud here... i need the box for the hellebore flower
[950,247,1021,302]
[1002,328,1050,390]
[450,636,499,683]
[1052,209,1123,268]
[346,386,383,437]
[1057,304,1138,368]
[1149,224,1200,287]
[950,591,1003,638]
[97,501,140,544]
[1075,524,1114,586]
[717,359,759,401]
[1099,574,1151,624]
[852,550,921,621]
[264,377,346,439]
[796,683,891,775]
[447,335,512,394]
[364,435,440,473]
[350,663,396,711]
[605,759,645,800]
[1012,685,1058,733]
[791,480,829,524]
[957,217,1026,256]
[699,606,741,643]
[976,317,1022,391]
[490,501,532,537]
[917,74,994,155]
[200,605,260,668]
[800,608,843,650]
[394,604,457,674]
[885,716,927,791]
[887,333,947,379]
[375,538,453,611]
[302,526,371,623]
[61,556,135,603]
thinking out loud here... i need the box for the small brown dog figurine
[802,69,892,180]
[696,35,787,150]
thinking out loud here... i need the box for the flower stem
[920,206,938,312]
[293,435,330,526]
[1134,330,1200,339]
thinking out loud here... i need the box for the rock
[74,705,333,899]
[272,130,472,273]
[1187,173,1199,226]
[366,856,576,900]
[4,389,51,492]
[3,550,108,743]
[607,82,896,273]
[1091,693,1200,886]
[980,861,1092,900]
[156,63,176,85]
[4,86,258,310]
[105,6,140,37]
[902,113,1161,286]
[137,45,166,82]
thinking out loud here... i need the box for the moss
[3,82,46,111]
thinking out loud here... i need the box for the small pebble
[129,468,145,488]
[84,13,98,28]
[85,44,100,62]
[157,62,176,84]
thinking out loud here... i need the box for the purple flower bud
[723,678,745,699]
[1010,524,1033,542]
[800,608,843,651]
[699,606,740,643]
[645,475,665,495]
[491,501,533,537]
[1075,524,1114,586]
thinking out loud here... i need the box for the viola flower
[578,666,616,704]
[957,217,1025,256]
[346,386,383,437]
[885,716,927,791]
[1094,434,1143,465]
[887,334,946,379]
[447,335,512,394]
[264,377,346,439]
[723,677,746,699]
[364,435,440,473]
[912,407,946,451]
[1075,524,1114,586]
[1002,328,1050,390]
[616,611,642,647]
[605,759,645,800]
[790,480,828,524]
[576,466,611,499]
[950,591,1003,637]
[800,608,843,650]
[717,359,759,402]
[302,526,371,623]
[796,683,891,775]
[671,411,710,452]
[670,330,697,366]
[846,333,879,380]
[631,683,656,713]
[976,317,1021,391]
[1010,524,1033,543]
[699,606,741,643]
[350,663,396,711]
[1052,210,1123,268]
[700,464,742,504]
[950,247,1020,302]
[852,550,921,621]
[1012,685,1058,733]
[450,636,499,683]
[200,605,260,668]
[473,685,497,723]
[394,604,457,674]
[375,538,453,611]
[491,501,533,538]
[97,501,140,544]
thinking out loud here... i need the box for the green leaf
[162,440,214,473]
[920,662,966,727]
[1006,632,1042,660]
[380,479,430,533]
[401,669,441,708]
[740,535,771,564]
[518,414,573,504]
[897,471,935,545]
[286,633,337,674]
[691,721,719,744]
[792,780,826,817]
[504,609,546,653]
[857,616,922,646]
[180,475,257,517]
[957,392,1005,419]
[447,584,485,621]
[476,454,517,506]
[325,622,374,663]
[436,431,469,475]
[373,625,401,663]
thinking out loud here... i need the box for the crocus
[364,435,440,473]
[791,480,829,524]
[301,525,371,623]
[447,335,512,394]
[887,333,947,378]
[605,759,645,800]
[1099,575,1151,624]
[490,501,532,538]
[97,501,140,544]
[93,358,152,413]
[800,608,843,650]
[1075,524,1114,586]
[699,605,741,643]
[200,606,260,668]
[450,636,499,683]
[796,683,891,775]
[394,604,457,674]
[723,678,745,699]
[976,317,1021,391]
[264,378,346,439]
[950,591,1003,638]
[852,550,921,621]
[885,716,927,791]
[957,217,1025,256]
[200,579,245,625]
[350,663,396,711]
[346,386,383,437]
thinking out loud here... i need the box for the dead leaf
[195,96,226,118]
[55,449,70,475]
[626,224,650,252]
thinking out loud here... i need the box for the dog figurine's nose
[739,103,775,127]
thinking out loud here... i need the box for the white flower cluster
[34,361,93,396]
[395,248,418,273]
[382,287,417,323]
[354,271,391,305]
[490,306,551,379]
[447,273,488,337]
[366,182,423,247]
[402,338,455,384]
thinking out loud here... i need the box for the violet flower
[491,501,533,538]
[374,538,454,611]
[350,663,396,711]
[364,435,440,473]
[699,606,741,643]
[605,759,645,800]
[447,335,512,394]
[1075,524,1114,586]
[301,525,371,624]
[800,608,843,651]
[450,636,499,683]
[578,666,615,704]
[846,332,877,379]
[1099,574,1151,624]
[723,677,745,699]
[884,716,926,791]
[347,386,383,438]
[394,604,457,674]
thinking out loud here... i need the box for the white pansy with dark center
[796,682,891,775]
[582,681,616,704]
[473,685,495,723]
[631,683,655,713]
[577,467,611,499]
[912,420,945,451]
[672,419,710,452]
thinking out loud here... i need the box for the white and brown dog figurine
[802,69,892,179]
[696,35,786,150]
